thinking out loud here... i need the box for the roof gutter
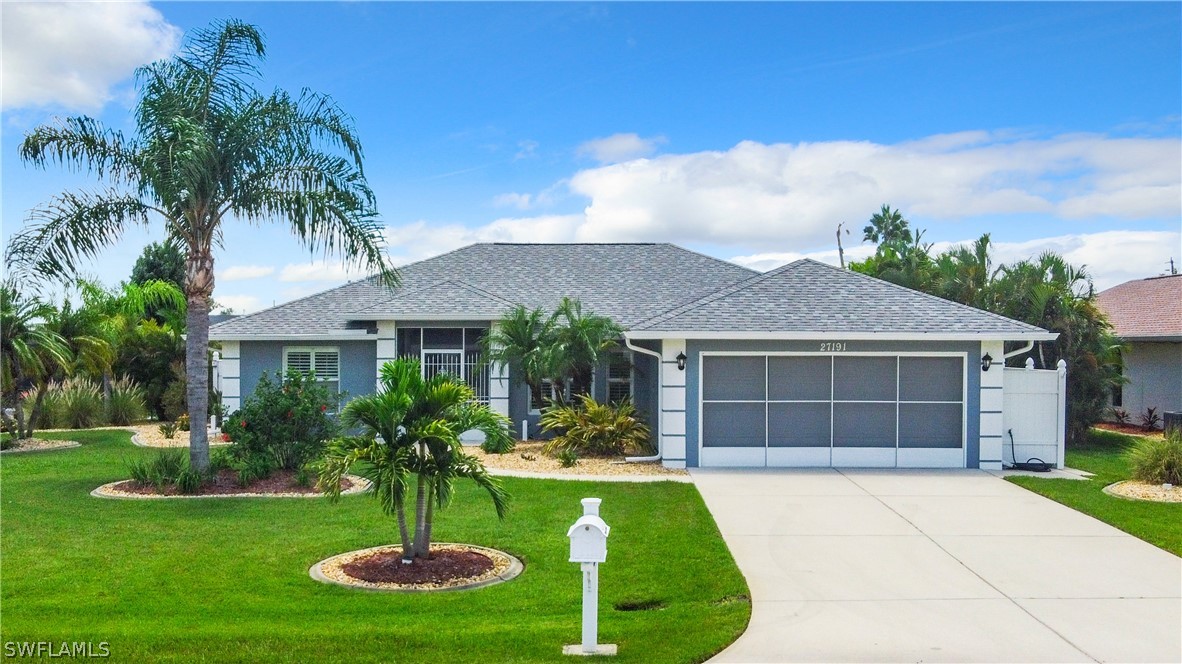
[622,333,662,464]
[1003,340,1036,360]
[623,330,1059,341]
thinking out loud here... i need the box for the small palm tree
[319,359,510,563]
[0,285,73,439]
[6,20,395,471]
[481,305,556,410]
[551,297,623,399]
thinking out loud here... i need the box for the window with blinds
[284,347,340,397]
[606,351,633,403]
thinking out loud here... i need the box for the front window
[396,327,489,403]
[607,350,633,403]
[284,346,340,396]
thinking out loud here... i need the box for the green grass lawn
[0,430,750,663]
[1007,429,1182,556]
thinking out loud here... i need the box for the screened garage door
[700,354,966,468]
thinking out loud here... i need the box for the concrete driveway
[691,468,1181,663]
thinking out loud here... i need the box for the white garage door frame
[697,351,968,468]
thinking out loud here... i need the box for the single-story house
[210,243,1056,469]
[1096,273,1182,424]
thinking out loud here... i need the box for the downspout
[1003,340,1036,362]
[623,334,662,463]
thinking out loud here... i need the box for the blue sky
[3,1,1180,312]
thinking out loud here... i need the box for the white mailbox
[567,498,610,563]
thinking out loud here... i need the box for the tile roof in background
[1096,273,1182,339]
[631,259,1052,337]
[210,243,756,337]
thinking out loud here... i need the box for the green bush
[106,375,147,425]
[221,370,338,476]
[158,422,178,439]
[177,413,191,431]
[126,449,191,491]
[43,378,104,429]
[160,378,187,422]
[557,448,579,467]
[480,430,516,454]
[540,394,653,457]
[1128,430,1182,485]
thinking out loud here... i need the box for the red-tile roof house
[1096,273,1182,422]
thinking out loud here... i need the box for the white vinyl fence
[1002,358,1067,468]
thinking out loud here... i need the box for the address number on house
[819,342,848,352]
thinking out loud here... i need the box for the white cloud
[279,260,370,283]
[1,1,180,111]
[213,294,262,314]
[383,215,581,266]
[514,139,539,161]
[562,132,1180,247]
[492,192,534,210]
[576,133,667,164]
[730,230,1180,293]
[220,265,275,281]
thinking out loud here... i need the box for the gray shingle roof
[210,243,757,337]
[349,280,516,319]
[630,259,1054,338]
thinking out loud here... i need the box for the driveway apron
[691,468,1182,663]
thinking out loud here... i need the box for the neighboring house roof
[628,259,1056,340]
[210,243,756,338]
[1096,273,1182,341]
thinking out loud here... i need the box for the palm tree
[0,285,73,439]
[862,204,913,247]
[481,305,557,409]
[550,297,622,399]
[7,20,395,471]
[319,359,510,563]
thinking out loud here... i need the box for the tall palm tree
[481,305,556,409]
[319,359,510,563]
[0,285,73,439]
[7,20,395,470]
[862,204,913,247]
[551,298,622,399]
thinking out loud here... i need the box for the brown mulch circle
[342,547,494,585]
[1094,423,1166,439]
[105,470,353,497]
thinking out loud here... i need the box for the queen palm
[319,359,510,563]
[7,20,395,470]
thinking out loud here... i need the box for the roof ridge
[801,259,1047,332]
[634,260,807,330]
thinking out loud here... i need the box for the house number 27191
[819,342,847,352]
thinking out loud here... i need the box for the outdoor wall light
[981,353,993,372]
[675,352,687,371]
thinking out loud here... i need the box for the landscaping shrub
[126,449,194,492]
[177,413,191,431]
[158,422,178,439]
[1128,429,1182,486]
[1110,407,1130,425]
[557,448,579,467]
[480,431,515,454]
[540,394,653,457]
[221,370,337,475]
[160,377,187,422]
[44,378,105,429]
[1140,407,1162,431]
[106,375,148,425]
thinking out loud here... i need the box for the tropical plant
[1127,429,1182,485]
[0,284,73,438]
[481,305,556,410]
[221,370,338,474]
[42,377,105,429]
[126,448,202,493]
[318,359,510,563]
[7,20,395,471]
[557,448,580,468]
[862,204,913,247]
[112,319,185,419]
[540,395,653,457]
[1140,407,1162,432]
[159,422,179,439]
[130,241,186,292]
[549,297,623,399]
[1110,407,1131,426]
[105,375,148,425]
[177,413,191,432]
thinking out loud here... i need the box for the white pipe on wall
[623,334,663,463]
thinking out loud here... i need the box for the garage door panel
[833,402,896,448]
[834,356,897,401]
[899,403,963,449]
[703,356,765,401]
[768,356,831,400]
[703,402,766,448]
[768,402,830,447]
[900,357,963,402]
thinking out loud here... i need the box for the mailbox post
[564,498,616,656]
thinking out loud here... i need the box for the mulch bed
[342,548,494,585]
[114,469,353,496]
[1094,423,1166,438]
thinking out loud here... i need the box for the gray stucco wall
[1121,341,1182,419]
[684,339,982,468]
[238,340,377,410]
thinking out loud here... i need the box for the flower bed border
[90,475,370,499]
[310,543,524,593]
[1102,480,1182,503]
[0,440,82,454]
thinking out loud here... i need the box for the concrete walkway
[691,468,1181,663]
